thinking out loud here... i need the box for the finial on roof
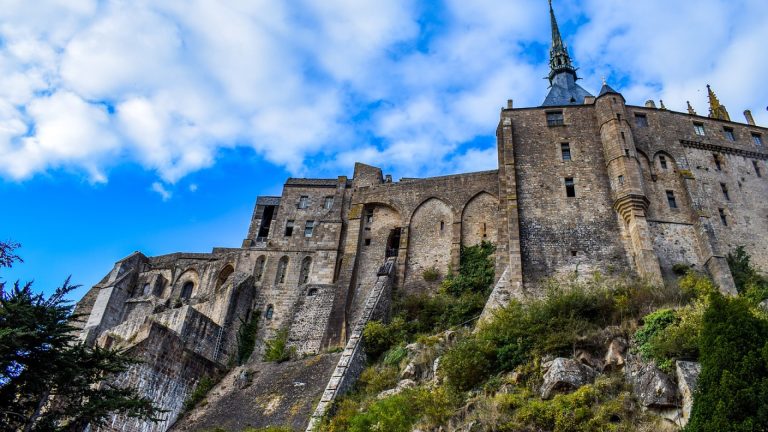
[659,100,667,110]
[602,76,607,85]
[686,101,697,115]
[707,84,731,121]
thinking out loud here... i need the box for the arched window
[265,305,274,320]
[142,283,151,296]
[275,256,289,284]
[254,256,266,282]
[180,281,194,300]
[215,265,234,291]
[299,256,312,285]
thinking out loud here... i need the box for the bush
[362,317,407,359]
[382,344,408,367]
[441,337,495,391]
[685,293,768,431]
[347,392,417,432]
[263,329,295,363]
[358,365,398,395]
[183,376,216,412]
[235,313,259,365]
[672,263,692,276]
[727,246,768,305]
[635,305,703,372]
[441,241,496,296]
[422,267,440,282]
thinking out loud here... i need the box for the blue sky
[2,0,767,300]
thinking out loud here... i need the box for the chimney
[645,100,657,108]
[583,96,595,105]
[507,99,514,109]
[744,110,756,126]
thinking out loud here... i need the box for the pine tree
[0,241,161,431]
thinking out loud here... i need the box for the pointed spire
[548,0,576,83]
[687,101,697,115]
[707,84,731,121]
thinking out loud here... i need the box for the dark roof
[598,83,620,97]
[542,72,594,107]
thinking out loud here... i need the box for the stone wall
[288,284,337,355]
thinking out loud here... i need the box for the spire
[548,0,576,83]
[707,84,731,121]
[687,101,697,115]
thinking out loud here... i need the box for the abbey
[74,3,768,431]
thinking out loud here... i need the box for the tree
[0,241,161,431]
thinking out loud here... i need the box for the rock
[676,361,701,426]
[376,379,417,399]
[624,355,678,408]
[759,299,768,312]
[603,337,628,371]
[575,349,602,370]
[540,357,597,399]
[432,357,442,383]
[401,362,419,380]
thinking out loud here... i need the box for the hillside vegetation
[317,244,768,432]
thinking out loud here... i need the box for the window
[723,127,735,141]
[298,195,309,209]
[635,113,648,127]
[307,288,318,297]
[275,257,288,284]
[718,208,728,226]
[299,257,312,285]
[561,143,571,161]
[720,183,730,201]
[618,175,624,186]
[364,238,371,246]
[324,196,334,209]
[304,220,315,237]
[666,190,677,209]
[570,250,578,257]
[693,123,705,136]
[659,155,667,170]
[713,154,722,171]
[754,161,762,178]
[254,256,266,282]
[546,111,564,126]
[440,220,445,231]
[284,220,294,237]
[617,114,622,122]
[180,282,193,300]
[265,305,274,319]
[565,177,576,197]
[365,209,373,224]
[752,133,763,146]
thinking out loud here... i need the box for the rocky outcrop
[676,361,701,427]
[603,337,628,371]
[624,355,678,408]
[540,358,597,399]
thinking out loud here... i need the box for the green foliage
[382,344,407,367]
[727,245,768,305]
[182,376,216,412]
[678,271,718,299]
[243,427,296,432]
[634,305,704,372]
[672,263,692,276]
[357,365,398,395]
[347,392,416,432]
[0,241,161,431]
[441,241,496,296]
[422,267,440,282]
[685,293,768,431]
[235,313,259,365]
[440,337,494,391]
[506,375,641,432]
[362,317,407,359]
[262,329,295,363]
[634,308,677,353]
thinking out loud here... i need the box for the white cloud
[0,0,766,185]
[151,181,172,201]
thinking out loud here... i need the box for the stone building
[74,2,767,430]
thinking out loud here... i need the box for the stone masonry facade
[73,4,767,430]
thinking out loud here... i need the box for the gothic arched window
[180,281,194,300]
[254,255,266,282]
[265,304,274,320]
[275,256,289,284]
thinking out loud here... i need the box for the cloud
[0,0,766,185]
[151,182,172,201]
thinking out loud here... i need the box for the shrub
[263,329,295,363]
[362,317,407,359]
[441,337,495,391]
[358,365,398,395]
[382,344,408,367]
[634,309,677,358]
[441,241,496,296]
[235,313,259,365]
[685,293,768,431]
[672,263,692,276]
[183,376,216,412]
[347,392,417,432]
[422,267,440,282]
[727,246,768,305]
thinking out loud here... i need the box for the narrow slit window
[723,127,735,141]
[365,209,374,224]
[754,161,762,178]
[713,154,722,171]
[659,155,667,169]
[720,183,730,201]
[666,190,677,208]
[635,113,648,127]
[565,177,576,197]
[693,123,706,136]
[284,220,294,237]
[364,238,371,246]
[618,175,624,186]
[440,220,445,232]
[718,208,728,226]
[561,143,571,161]
[265,305,274,319]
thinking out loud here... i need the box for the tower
[542,0,593,106]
